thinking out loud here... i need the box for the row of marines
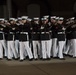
[0,16,76,61]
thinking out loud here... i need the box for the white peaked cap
[21,16,28,19]
[70,17,75,20]
[59,17,64,20]
[15,19,17,21]
[9,18,15,21]
[56,17,59,20]
[27,18,32,21]
[43,17,47,20]
[5,20,8,22]
[43,15,49,18]
[51,16,56,19]
[0,18,5,21]
[33,17,39,20]
[41,18,44,21]
[17,17,22,20]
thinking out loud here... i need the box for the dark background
[0,0,76,18]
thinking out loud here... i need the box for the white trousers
[7,41,18,59]
[32,41,41,59]
[49,39,52,57]
[58,41,65,58]
[0,40,7,58]
[15,40,19,57]
[71,39,76,57]
[66,40,73,56]
[19,41,33,60]
[41,40,51,59]
[64,40,71,54]
[4,40,8,57]
[63,39,66,53]
[52,38,58,57]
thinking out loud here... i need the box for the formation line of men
[0,15,76,61]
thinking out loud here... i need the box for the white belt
[0,31,5,40]
[10,32,14,34]
[20,32,28,34]
[10,32,15,41]
[49,31,52,33]
[46,32,49,34]
[41,32,49,34]
[32,32,40,34]
[41,32,45,34]
[0,32,4,33]
[16,32,19,34]
[58,32,65,34]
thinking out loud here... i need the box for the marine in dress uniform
[0,19,7,59]
[15,18,22,57]
[4,20,10,58]
[51,16,58,58]
[57,17,66,60]
[26,18,32,57]
[31,18,41,60]
[40,16,51,60]
[69,17,76,57]
[19,16,33,61]
[7,18,18,60]
[64,18,73,56]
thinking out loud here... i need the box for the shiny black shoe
[25,56,28,59]
[47,58,51,60]
[0,58,3,60]
[4,56,7,58]
[73,57,76,58]
[59,58,65,60]
[34,58,38,60]
[63,54,68,56]
[29,58,33,61]
[53,57,59,59]
[68,55,73,57]
[42,59,47,61]
[14,58,19,60]
[20,60,24,62]
[7,58,12,61]
[39,58,42,60]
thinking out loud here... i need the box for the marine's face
[0,20,4,24]
[58,20,63,24]
[43,20,48,24]
[22,19,27,23]
[10,20,14,24]
[51,18,56,23]
[34,20,39,24]
[46,19,49,23]
[10,20,16,25]
[18,20,22,24]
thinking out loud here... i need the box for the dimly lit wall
[12,0,76,18]
[0,0,76,18]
